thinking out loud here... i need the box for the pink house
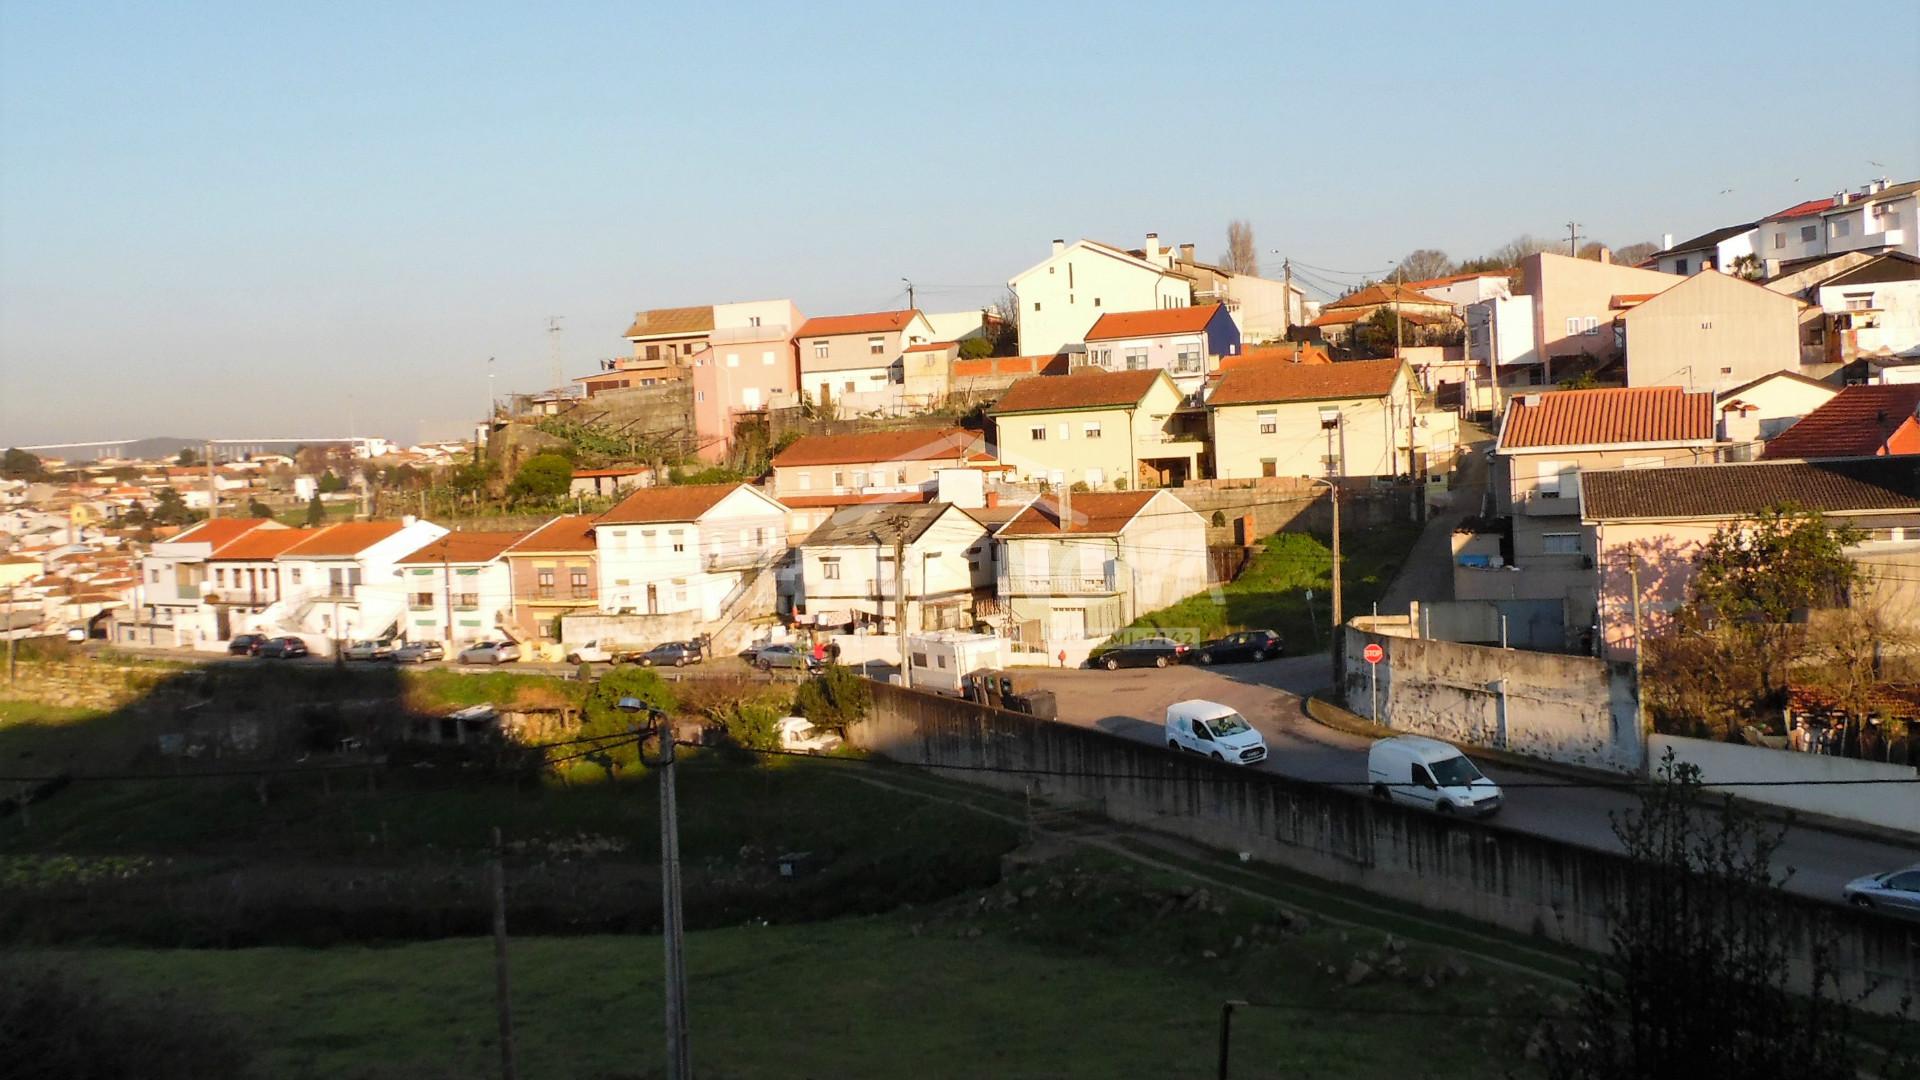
[690,301,806,463]
[1515,252,1680,382]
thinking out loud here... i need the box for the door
[646,583,658,615]
[741,386,761,410]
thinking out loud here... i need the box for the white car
[775,717,842,753]
[457,641,522,665]
[1367,735,1502,816]
[1164,699,1268,765]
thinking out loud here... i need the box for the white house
[1651,223,1757,276]
[257,518,450,649]
[793,309,936,415]
[1756,179,1919,272]
[793,503,991,633]
[1009,237,1192,358]
[1714,370,1839,459]
[131,518,286,648]
[992,489,1207,647]
[1403,271,1513,311]
[394,531,528,646]
[1076,303,1241,399]
[594,483,788,619]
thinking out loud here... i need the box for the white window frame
[868,336,885,355]
[812,340,829,358]
[1257,410,1277,434]
[1083,421,1102,439]
[1542,533,1582,556]
[1030,426,1046,441]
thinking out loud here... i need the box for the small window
[912,651,929,668]
[797,473,812,491]
[1773,232,1785,250]
[843,381,855,394]
[1801,224,1817,242]
[1834,218,1851,239]
[813,341,829,358]
[832,471,844,487]
[1583,317,1599,336]
[290,568,302,585]
[725,353,739,367]
[762,351,775,365]
[1565,317,1581,336]
[1033,302,1041,311]
[1542,533,1581,555]
[1083,421,1102,439]
[852,470,868,488]
[1030,426,1046,441]
[1261,459,1277,478]
[1673,258,1689,274]
[748,315,761,327]
[821,558,841,580]
[1257,409,1277,434]
[1057,423,1070,441]
[695,391,706,403]
[1086,467,1104,487]
[868,336,885,355]
[1094,297,1101,307]
[895,468,907,484]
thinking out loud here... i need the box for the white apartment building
[594,483,788,619]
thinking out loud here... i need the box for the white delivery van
[1164,699,1268,766]
[1367,735,1503,816]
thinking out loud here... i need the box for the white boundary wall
[1651,734,1920,836]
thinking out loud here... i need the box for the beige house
[620,305,715,382]
[1207,358,1419,480]
[900,340,959,410]
[1619,270,1803,394]
[1515,252,1681,381]
[769,428,989,533]
[794,309,936,414]
[1715,370,1839,459]
[989,369,1204,489]
[793,503,992,633]
[992,489,1207,646]
[1470,386,1720,650]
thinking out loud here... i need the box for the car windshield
[1208,712,1251,736]
[1430,755,1484,787]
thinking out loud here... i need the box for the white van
[1367,735,1502,816]
[1164,700,1268,766]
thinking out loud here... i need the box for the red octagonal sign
[1363,643,1385,664]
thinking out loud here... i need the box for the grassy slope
[50,851,1548,1080]
[1117,524,1422,650]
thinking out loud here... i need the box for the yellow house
[1208,358,1415,479]
[989,369,1205,489]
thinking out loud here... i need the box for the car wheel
[1210,751,1224,762]
[565,654,579,664]
[1849,895,1873,909]
[758,661,772,672]
[1153,656,1168,668]
[1197,652,1213,666]
[1435,800,1454,814]
[1251,649,1267,662]
[640,657,653,667]
[1103,657,1119,671]
[1371,783,1389,800]
[1168,740,1180,751]
[674,657,687,667]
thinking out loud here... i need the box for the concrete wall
[1343,622,1643,773]
[1652,734,1920,835]
[1622,271,1801,394]
[851,681,1916,1014]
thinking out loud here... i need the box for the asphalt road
[1015,655,1920,905]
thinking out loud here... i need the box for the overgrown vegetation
[0,960,251,1079]
[795,664,873,729]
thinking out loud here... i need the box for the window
[762,351,775,365]
[646,344,660,360]
[1542,533,1581,556]
[895,468,907,484]
[868,336,885,355]
[1093,297,1101,307]
[1773,232,1785,250]
[695,391,706,403]
[1536,461,1576,499]
[1565,317,1581,336]
[669,529,685,553]
[725,353,739,367]
[537,568,555,598]
[1844,292,1874,311]
[936,654,948,669]
[571,569,590,598]
[1057,423,1070,441]
[912,652,929,668]
[1801,224,1817,242]
[1584,317,1599,336]
[290,568,302,585]
[1124,349,1148,370]
[1257,410,1277,434]
[410,591,434,610]
[455,592,479,610]
[812,340,829,358]
[1673,258,1689,274]
[215,569,226,587]
[149,569,159,584]
[1883,210,1903,230]
[1833,218,1851,238]
[748,315,761,327]
[843,381,855,394]
[832,471,844,487]
[1033,302,1041,311]
[797,473,812,491]
[1261,458,1277,478]
[1083,421,1102,439]
[1175,347,1201,373]
[1030,426,1046,441]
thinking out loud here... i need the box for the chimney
[1052,238,1066,256]
[1057,483,1071,527]
[1838,189,1853,206]
[1599,248,1612,264]
[1179,242,1196,262]
[1145,232,1159,259]
[1661,233,1674,251]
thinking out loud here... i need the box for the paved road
[1017,656,1920,905]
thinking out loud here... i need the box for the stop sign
[1363,643,1385,665]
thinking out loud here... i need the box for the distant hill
[22,436,362,462]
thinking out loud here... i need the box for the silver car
[1843,865,1920,920]
[458,641,522,665]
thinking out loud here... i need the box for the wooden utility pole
[5,584,15,685]
[1565,221,1583,256]
[1628,557,1649,773]
[1330,479,1343,689]
[656,726,692,1080]
[1282,259,1294,334]
[491,827,517,1080]
[889,516,912,688]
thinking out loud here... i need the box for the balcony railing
[998,571,1117,596]
[703,543,784,572]
[1522,490,1579,516]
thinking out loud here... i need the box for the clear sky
[2,0,1915,446]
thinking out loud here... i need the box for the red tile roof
[172,518,275,551]
[280,521,408,558]
[513,515,598,553]
[1765,197,1836,222]
[1308,308,1369,327]
[951,354,1068,379]
[772,427,980,468]
[903,340,957,353]
[997,491,1163,537]
[571,467,652,479]
[215,528,317,561]
[1759,385,1920,461]
[988,369,1164,415]
[1083,303,1223,341]
[779,492,933,509]
[396,531,527,565]
[1217,343,1331,371]
[1324,283,1452,310]
[1209,358,1404,407]
[599,483,756,525]
[794,310,922,338]
[1498,387,1717,450]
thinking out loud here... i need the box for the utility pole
[547,317,565,393]
[5,584,15,685]
[1565,221,1583,257]
[651,716,692,1080]
[1282,259,1294,334]
[206,440,218,518]
[1330,478,1343,689]
[884,514,912,688]
[1393,262,1404,360]
[490,827,517,1080]
[901,278,915,311]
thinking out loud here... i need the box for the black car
[258,636,309,659]
[1193,629,1284,666]
[1093,637,1190,670]
[636,641,703,667]
[228,634,268,656]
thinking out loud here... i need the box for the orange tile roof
[1764,197,1836,222]
[1209,358,1403,407]
[396,531,527,565]
[1402,269,1514,291]
[772,427,979,468]
[624,305,715,339]
[794,310,922,338]
[1498,387,1716,450]
[599,483,753,525]
[172,518,275,550]
[1308,308,1369,327]
[1760,385,1920,461]
[997,491,1160,537]
[1609,293,1658,308]
[215,528,317,561]
[951,354,1068,379]
[904,340,957,353]
[571,466,652,479]
[1324,283,1452,310]
[513,515,599,553]
[988,369,1163,415]
[779,491,933,509]
[1218,343,1331,371]
[1083,303,1224,341]
[279,521,408,558]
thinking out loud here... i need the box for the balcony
[703,543,783,572]
[1521,490,1579,516]
[998,571,1118,596]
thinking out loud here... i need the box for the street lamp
[1308,411,1345,694]
[620,698,691,1080]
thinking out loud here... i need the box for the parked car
[342,639,396,662]
[228,633,268,656]
[756,644,821,673]
[1164,699,1268,765]
[458,641,522,665]
[257,636,309,659]
[636,641,703,667]
[1367,735,1502,816]
[1092,636,1190,670]
[775,716,842,753]
[565,639,643,665]
[1193,629,1283,666]
[391,641,446,664]
[1843,865,1920,920]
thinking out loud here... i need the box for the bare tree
[1394,249,1452,282]
[987,289,1021,356]
[1221,220,1258,276]
[1577,241,1610,261]
[1612,241,1659,266]
[1491,233,1556,266]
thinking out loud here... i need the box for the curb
[1302,690,1920,850]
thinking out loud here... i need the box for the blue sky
[2,0,1915,444]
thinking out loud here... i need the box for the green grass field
[38,850,1552,1079]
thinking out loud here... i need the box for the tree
[246,498,275,519]
[1795,598,1918,759]
[574,667,679,775]
[1394,249,1452,282]
[1221,220,1258,276]
[1576,241,1610,261]
[957,336,993,360]
[1548,752,1880,1079]
[151,487,196,526]
[2,448,47,481]
[793,664,871,730]
[1354,306,1410,358]
[304,494,326,527]
[988,290,1020,356]
[1491,233,1555,266]
[1560,370,1600,390]
[317,470,344,494]
[1611,241,1659,267]
[508,453,573,502]
[122,501,149,526]
[176,447,199,467]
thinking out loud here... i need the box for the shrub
[957,337,993,359]
[793,665,871,730]
[574,667,679,775]
[508,453,573,501]
[0,962,251,1079]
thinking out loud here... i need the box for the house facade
[1307,283,1454,345]
[1207,358,1421,480]
[690,324,803,462]
[1403,271,1513,310]
[262,519,450,647]
[989,369,1205,490]
[134,518,285,647]
[900,341,960,410]
[594,484,787,619]
[1619,269,1803,394]
[794,309,936,414]
[1076,303,1240,398]
[1803,253,1920,367]
[1651,223,1757,276]
[992,489,1206,647]
[793,503,991,633]
[1007,236,1193,358]
[1515,253,1681,381]
[769,428,988,531]
[504,514,599,643]
[395,531,526,647]
[1715,371,1839,459]
[201,526,316,640]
